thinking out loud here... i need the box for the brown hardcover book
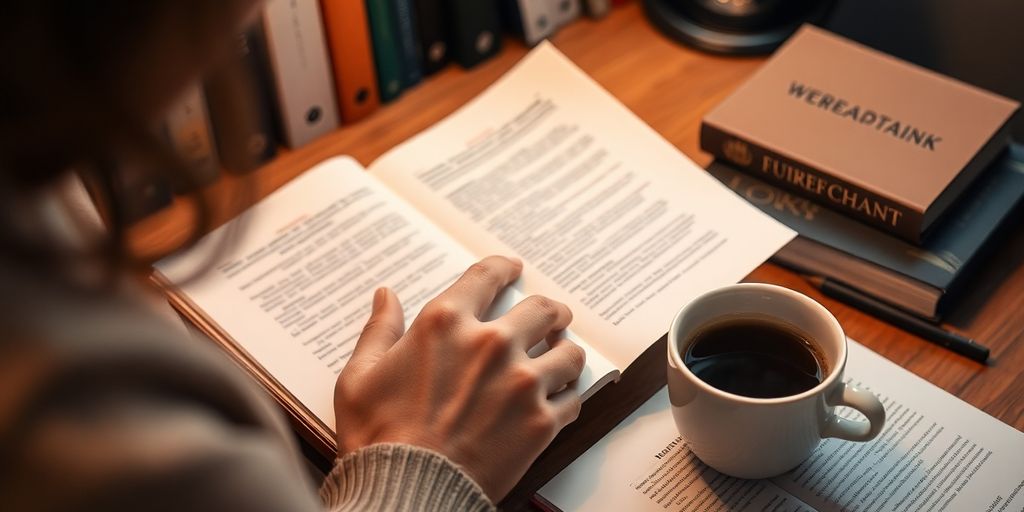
[320,0,380,123]
[701,25,1019,244]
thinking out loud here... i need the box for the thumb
[350,288,405,368]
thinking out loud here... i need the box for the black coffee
[683,318,827,399]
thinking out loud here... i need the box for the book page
[538,341,1024,511]
[155,157,616,431]
[369,42,795,370]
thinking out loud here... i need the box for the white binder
[262,0,340,148]
[552,0,582,29]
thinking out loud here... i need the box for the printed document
[539,341,1024,512]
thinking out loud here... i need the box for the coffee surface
[684,318,826,399]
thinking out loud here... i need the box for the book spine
[392,0,424,87]
[498,0,523,36]
[706,160,942,317]
[583,0,611,18]
[552,0,581,28]
[700,121,923,243]
[204,27,279,174]
[117,174,174,224]
[320,0,381,123]
[89,158,174,225]
[413,0,449,76]
[512,0,557,46]
[161,83,221,192]
[262,0,340,148]
[444,0,503,69]
[366,0,407,102]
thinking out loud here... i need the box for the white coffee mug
[667,283,885,479]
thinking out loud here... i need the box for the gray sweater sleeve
[320,444,494,511]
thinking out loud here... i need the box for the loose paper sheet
[538,341,1024,512]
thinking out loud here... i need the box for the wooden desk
[131,4,1024,510]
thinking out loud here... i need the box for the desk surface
[131,4,1024,510]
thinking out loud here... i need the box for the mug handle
[821,383,886,442]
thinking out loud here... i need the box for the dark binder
[160,83,220,193]
[204,26,278,174]
[444,0,503,68]
[413,0,449,75]
[84,158,174,225]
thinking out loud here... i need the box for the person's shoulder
[1,267,290,427]
[0,273,317,510]
[2,276,234,404]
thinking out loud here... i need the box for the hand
[334,255,586,500]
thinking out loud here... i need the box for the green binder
[366,0,406,102]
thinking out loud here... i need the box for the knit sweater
[0,266,495,511]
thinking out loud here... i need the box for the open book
[154,43,794,456]
[537,340,1024,511]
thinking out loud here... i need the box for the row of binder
[137,0,628,222]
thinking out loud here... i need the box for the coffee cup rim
[668,283,848,405]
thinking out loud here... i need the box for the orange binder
[320,0,380,122]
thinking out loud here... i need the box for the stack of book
[700,25,1022,322]
[149,1,626,199]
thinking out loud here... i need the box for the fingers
[498,295,573,350]
[548,386,584,429]
[531,338,586,395]
[350,288,405,367]
[435,256,523,318]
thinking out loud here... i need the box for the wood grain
[130,4,1024,510]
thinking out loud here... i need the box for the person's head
[0,0,261,280]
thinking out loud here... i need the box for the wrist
[322,443,495,511]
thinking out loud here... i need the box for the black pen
[805,276,990,364]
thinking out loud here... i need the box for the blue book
[708,146,1024,320]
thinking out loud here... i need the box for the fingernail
[508,256,523,267]
[373,288,387,311]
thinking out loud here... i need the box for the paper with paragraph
[538,341,1024,512]
[154,161,486,431]
[370,42,795,369]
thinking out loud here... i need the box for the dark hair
[0,0,260,282]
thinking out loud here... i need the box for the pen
[805,276,990,364]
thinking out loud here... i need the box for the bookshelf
[130,4,1024,510]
